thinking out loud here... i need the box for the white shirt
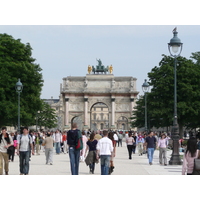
[113,133,118,141]
[17,134,33,152]
[53,133,62,143]
[0,135,13,153]
[96,137,113,155]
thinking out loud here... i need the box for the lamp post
[142,79,149,133]
[168,28,183,165]
[15,79,23,134]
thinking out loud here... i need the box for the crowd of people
[1,125,200,175]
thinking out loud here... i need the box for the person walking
[157,134,168,166]
[85,133,98,174]
[53,130,62,155]
[132,132,137,154]
[182,138,200,175]
[96,130,113,175]
[17,127,34,175]
[44,132,54,165]
[0,127,13,175]
[108,132,116,174]
[136,132,145,156]
[145,132,157,165]
[35,132,41,155]
[67,123,80,175]
[126,132,135,160]
[62,131,68,154]
[117,132,123,147]
[8,132,16,162]
[80,131,88,162]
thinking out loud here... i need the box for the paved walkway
[8,140,183,175]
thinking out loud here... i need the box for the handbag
[192,153,200,175]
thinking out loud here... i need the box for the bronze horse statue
[92,59,109,74]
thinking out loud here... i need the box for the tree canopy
[131,53,200,137]
[0,33,44,127]
[37,101,58,130]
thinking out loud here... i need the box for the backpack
[75,130,83,150]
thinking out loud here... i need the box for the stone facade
[60,74,139,131]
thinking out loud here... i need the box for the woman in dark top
[85,133,98,174]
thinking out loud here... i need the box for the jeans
[69,147,80,175]
[55,142,61,154]
[19,151,30,175]
[147,148,154,163]
[100,155,111,175]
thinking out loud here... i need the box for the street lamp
[142,79,149,133]
[168,28,183,165]
[15,79,23,134]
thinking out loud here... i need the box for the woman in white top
[0,127,13,175]
[126,132,135,160]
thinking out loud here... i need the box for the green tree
[0,33,43,127]
[37,101,58,129]
[131,54,200,137]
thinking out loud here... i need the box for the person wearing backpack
[0,127,13,175]
[17,127,34,175]
[67,123,81,175]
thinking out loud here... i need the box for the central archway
[90,102,109,131]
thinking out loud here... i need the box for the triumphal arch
[60,59,139,131]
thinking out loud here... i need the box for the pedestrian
[157,133,168,166]
[117,131,123,147]
[17,127,34,175]
[85,133,98,174]
[108,132,116,174]
[132,132,137,154]
[67,123,80,175]
[35,132,41,155]
[44,132,54,165]
[94,130,102,141]
[182,138,200,175]
[126,132,135,159]
[80,131,88,162]
[8,132,16,162]
[113,131,118,145]
[136,132,145,156]
[0,127,13,175]
[145,132,157,165]
[53,129,62,155]
[96,130,113,175]
[62,131,68,154]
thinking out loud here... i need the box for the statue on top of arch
[87,59,113,74]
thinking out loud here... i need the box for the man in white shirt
[17,127,34,175]
[96,130,113,175]
[53,130,62,154]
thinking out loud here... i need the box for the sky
[1,1,200,100]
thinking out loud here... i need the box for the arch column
[111,98,115,129]
[65,98,70,129]
[84,97,88,129]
